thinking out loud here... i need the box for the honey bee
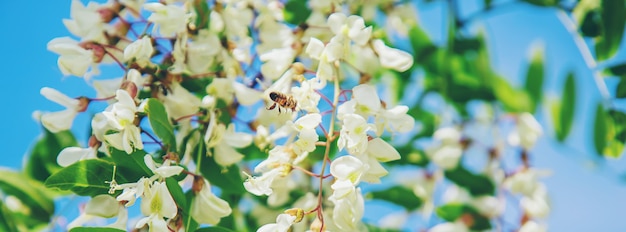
[267,91,297,113]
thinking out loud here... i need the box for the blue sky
[1,0,626,231]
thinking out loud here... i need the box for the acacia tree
[1,0,625,231]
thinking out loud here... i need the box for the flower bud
[283,208,304,223]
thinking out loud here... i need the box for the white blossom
[47,37,95,78]
[190,179,232,224]
[144,2,190,37]
[124,36,154,67]
[39,87,82,133]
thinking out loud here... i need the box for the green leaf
[604,110,626,158]
[194,144,245,194]
[368,186,423,211]
[0,201,18,232]
[195,226,237,232]
[145,98,177,151]
[555,72,576,141]
[184,191,199,232]
[69,227,126,232]
[522,0,557,6]
[616,78,626,98]
[192,0,210,30]
[580,9,602,37]
[25,130,79,182]
[524,48,545,113]
[436,203,492,230]
[166,177,187,210]
[364,224,402,232]
[408,25,437,63]
[492,76,531,113]
[593,103,608,155]
[45,159,125,196]
[0,169,55,224]
[596,0,626,61]
[283,0,311,25]
[444,166,495,196]
[604,63,626,76]
[109,148,152,182]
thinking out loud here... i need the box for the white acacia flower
[291,78,324,113]
[337,84,381,120]
[159,82,202,120]
[39,87,82,133]
[337,114,376,155]
[206,77,262,106]
[144,2,190,37]
[187,30,221,74]
[327,13,372,46]
[243,169,281,196]
[47,37,95,78]
[137,181,177,231]
[102,90,143,154]
[426,127,464,170]
[517,112,543,150]
[257,213,296,232]
[115,177,148,207]
[330,156,366,199]
[504,169,543,196]
[305,37,341,81]
[372,39,413,72]
[357,138,401,183]
[520,185,550,218]
[124,36,153,67]
[190,179,232,225]
[519,221,547,232]
[57,146,97,167]
[375,105,415,136]
[260,47,296,80]
[144,155,183,178]
[428,221,469,232]
[67,195,124,230]
[63,0,107,43]
[205,123,253,167]
[330,187,365,231]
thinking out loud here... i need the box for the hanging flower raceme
[426,127,465,170]
[47,37,97,78]
[136,181,178,231]
[190,177,232,225]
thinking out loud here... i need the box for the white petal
[42,110,78,133]
[294,113,322,130]
[214,143,244,166]
[327,13,346,35]
[353,84,381,113]
[233,82,262,106]
[372,39,413,72]
[40,87,80,109]
[85,195,119,218]
[330,156,364,184]
[57,147,93,167]
[306,38,325,60]
[366,138,400,162]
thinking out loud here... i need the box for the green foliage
[192,0,210,30]
[283,0,311,25]
[369,186,423,211]
[109,148,153,182]
[436,203,491,230]
[0,200,17,232]
[145,98,177,151]
[444,166,495,196]
[594,106,626,158]
[195,226,237,232]
[193,143,245,195]
[69,228,125,232]
[522,0,557,6]
[0,169,55,226]
[552,71,577,142]
[25,130,78,182]
[45,159,123,196]
[595,0,626,61]
[524,49,545,113]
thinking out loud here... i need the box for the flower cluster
[37,0,550,231]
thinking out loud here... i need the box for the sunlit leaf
[45,159,125,196]
[492,76,531,113]
[192,0,210,30]
[524,48,545,113]
[554,71,576,141]
[25,130,78,182]
[145,98,177,151]
[0,201,17,232]
[0,169,55,223]
[109,148,152,182]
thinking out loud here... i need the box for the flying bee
[267,91,297,113]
